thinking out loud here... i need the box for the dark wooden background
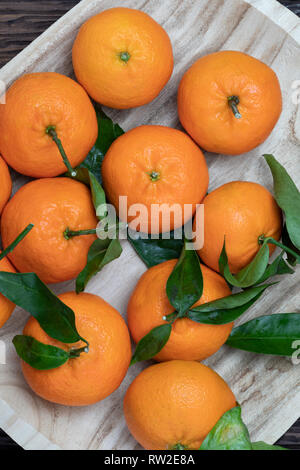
[0,0,299,451]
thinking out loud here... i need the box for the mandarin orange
[178,51,282,155]
[102,125,209,234]
[128,260,233,362]
[0,72,98,177]
[22,292,131,406]
[195,181,282,273]
[72,7,173,109]
[1,178,98,284]
[124,360,236,450]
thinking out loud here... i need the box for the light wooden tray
[0,0,299,450]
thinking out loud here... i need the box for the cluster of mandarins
[0,8,284,450]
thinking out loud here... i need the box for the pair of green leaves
[0,271,88,370]
[219,238,295,289]
[78,104,124,184]
[131,241,202,365]
[66,106,124,292]
[199,406,287,450]
[131,241,273,365]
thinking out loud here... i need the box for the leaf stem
[0,224,34,261]
[69,343,89,358]
[163,311,179,323]
[45,126,77,177]
[260,236,300,262]
[228,95,242,119]
[64,228,97,240]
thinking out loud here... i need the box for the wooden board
[0,0,299,450]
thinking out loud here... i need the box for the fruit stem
[69,343,90,359]
[148,170,161,182]
[45,125,77,177]
[170,443,188,450]
[119,51,131,63]
[162,311,178,323]
[64,228,97,240]
[228,95,242,119]
[0,224,34,261]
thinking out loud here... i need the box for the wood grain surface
[0,0,299,450]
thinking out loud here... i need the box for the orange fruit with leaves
[124,360,236,450]
[178,51,282,155]
[72,7,174,109]
[128,259,233,361]
[0,156,12,214]
[0,72,98,177]
[1,178,98,284]
[194,181,282,273]
[21,292,131,406]
[0,255,16,329]
[102,125,209,234]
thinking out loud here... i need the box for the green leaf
[68,106,123,217]
[282,224,300,267]
[256,251,294,284]
[226,313,300,356]
[68,167,106,219]
[265,236,300,265]
[264,154,300,250]
[252,442,288,451]
[188,284,272,325]
[88,170,106,219]
[200,406,252,450]
[13,335,69,370]
[219,239,270,288]
[79,105,124,183]
[0,272,82,344]
[76,238,122,293]
[128,229,184,268]
[166,240,203,316]
[130,324,172,366]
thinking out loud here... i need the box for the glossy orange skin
[124,360,236,450]
[22,292,131,406]
[1,178,98,284]
[102,125,209,234]
[0,73,98,177]
[195,181,282,274]
[178,51,282,155]
[128,260,233,362]
[0,255,16,329]
[72,7,174,109]
[0,156,12,214]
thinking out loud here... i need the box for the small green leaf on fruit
[166,240,203,316]
[200,406,252,450]
[13,335,69,370]
[130,324,172,366]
